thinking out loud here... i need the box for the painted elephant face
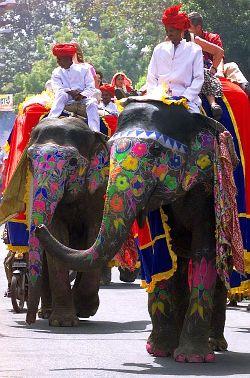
[27,143,89,283]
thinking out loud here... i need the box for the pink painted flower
[131,142,148,157]
[29,250,41,263]
[192,257,216,290]
[50,182,59,195]
[57,160,66,171]
[33,200,46,212]
[29,236,39,248]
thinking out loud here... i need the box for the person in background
[184,30,224,120]
[98,84,118,116]
[48,43,100,131]
[188,12,250,96]
[147,4,204,113]
[111,72,138,99]
[95,71,104,89]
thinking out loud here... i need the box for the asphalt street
[0,225,249,377]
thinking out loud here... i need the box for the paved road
[0,225,249,377]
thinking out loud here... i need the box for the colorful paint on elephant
[136,130,215,293]
[149,279,173,318]
[188,257,217,319]
[28,144,88,283]
[87,149,110,194]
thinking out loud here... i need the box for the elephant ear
[191,113,226,135]
[94,131,109,143]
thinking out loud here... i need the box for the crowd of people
[44,4,249,130]
[1,3,249,303]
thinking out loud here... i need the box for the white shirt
[51,63,96,98]
[147,40,204,107]
[98,101,119,116]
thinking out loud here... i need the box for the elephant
[23,117,109,325]
[36,100,240,362]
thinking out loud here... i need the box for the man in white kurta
[147,5,204,113]
[48,43,100,132]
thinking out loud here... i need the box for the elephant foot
[209,336,228,351]
[26,311,37,325]
[38,307,52,319]
[145,332,175,357]
[49,311,79,327]
[100,266,112,285]
[119,267,139,283]
[174,343,215,363]
[75,294,100,318]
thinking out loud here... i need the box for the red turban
[162,4,190,31]
[52,43,77,57]
[100,84,115,97]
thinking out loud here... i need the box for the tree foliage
[0,0,249,105]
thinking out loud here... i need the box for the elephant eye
[69,158,78,166]
[149,144,162,157]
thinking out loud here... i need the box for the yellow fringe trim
[7,244,29,254]
[160,95,189,110]
[18,90,54,115]
[244,250,250,274]
[229,279,250,296]
[108,260,141,269]
[115,99,124,113]
[3,141,10,154]
[23,166,33,230]
[140,208,177,293]
[101,116,112,138]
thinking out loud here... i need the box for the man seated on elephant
[48,43,100,132]
[146,4,204,113]
[188,11,250,96]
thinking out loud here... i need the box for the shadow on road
[49,351,250,376]
[100,282,141,290]
[11,319,151,337]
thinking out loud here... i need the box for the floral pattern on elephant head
[87,149,110,193]
[182,131,215,191]
[28,144,89,283]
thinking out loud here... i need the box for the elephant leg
[174,191,217,363]
[209,275,228,351]
[147,257,189,357]
[119,266,139,282]
[100,265,112,285]
[38,252,52,319]
[147,277,178,357]
[46,218,78,327]
[73,268,102,318]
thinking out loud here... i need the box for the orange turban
[162,4,190,31]
[100,84,115,97]
[52,43,77,57]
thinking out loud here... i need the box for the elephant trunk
[26,144,87,324]
[37,140,155,271]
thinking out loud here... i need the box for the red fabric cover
[2,104,49,221]
[162,4,190,31]
[2,104,48,191]
[52,43,77,57]
[220,78,250,215]
[100,84,115,97]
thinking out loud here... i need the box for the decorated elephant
[36,100,243,362]
[1,117,110,325]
